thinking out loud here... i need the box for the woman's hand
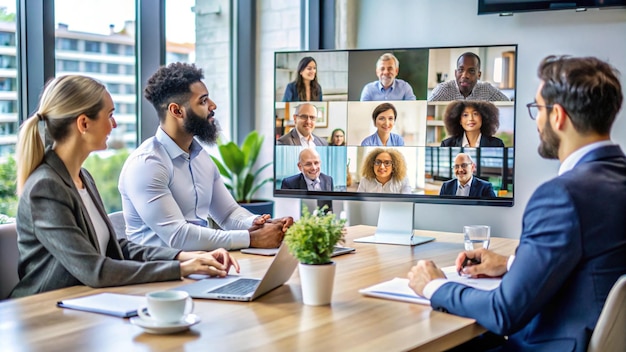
[178,248,240,277]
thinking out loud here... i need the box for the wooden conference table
[0,225,518,352]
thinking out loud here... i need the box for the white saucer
[130,314,200,334]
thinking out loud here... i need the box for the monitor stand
[353,202,435,246]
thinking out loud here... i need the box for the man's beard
[183,108,219,144]
[538,118,560,159]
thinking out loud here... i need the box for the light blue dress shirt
[360,78,416,101]
[360,132,405,146]
[118,128,257,251]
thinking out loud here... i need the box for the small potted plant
[210,131,274,216]
[284,205,347,306]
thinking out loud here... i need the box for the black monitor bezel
[477,0,626,15]
[273,44,518,208]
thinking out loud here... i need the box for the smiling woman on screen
[357,148,411,194]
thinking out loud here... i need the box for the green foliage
[210,131,273,203]
[83,149,129,213]
[0,7,16,22]
[284,206,347,265]
[0,150,127,218]
[0,156,17,217]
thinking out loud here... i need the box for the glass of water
[464,225,491,250]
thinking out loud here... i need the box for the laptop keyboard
[208,278,260,295]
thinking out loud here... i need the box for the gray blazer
[276,128,328,146]
[11,149,182,298]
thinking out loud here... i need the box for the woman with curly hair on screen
[440,100,504,147]
[357,148,411,194]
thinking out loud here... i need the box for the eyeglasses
[297,114,317,122]
[452,163,472,170]
[526,102,553,120]
[374,160,393,167]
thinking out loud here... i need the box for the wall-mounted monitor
[478,0,626,15]
[273,45,517,243]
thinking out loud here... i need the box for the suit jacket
[431,145,626,351]
[281,173,334,211]
[276,128,328,146]
[439,177,495,197]
[440,135,504,147]
[11,149,182,298]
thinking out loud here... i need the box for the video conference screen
[273,45,517,206]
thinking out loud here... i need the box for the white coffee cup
[138,290,194,324]
[463,225,491,251]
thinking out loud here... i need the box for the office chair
[107,211,127,240]
[587,274,626,352]
[0,223,19,299]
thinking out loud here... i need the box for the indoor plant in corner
[284,205,347,306]
[210,131,275,216]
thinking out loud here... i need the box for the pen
[458,255,480,276]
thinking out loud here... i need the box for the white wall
[348,0,626,238]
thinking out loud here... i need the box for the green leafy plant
[83,149,129,213]
[210,131,273,203]
[284,205,347,265]
[0,156,18,218]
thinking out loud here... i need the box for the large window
[55,0,137,213]
[0,1,256,218]
[0,1,17,219]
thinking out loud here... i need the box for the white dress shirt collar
[558,140,613,175]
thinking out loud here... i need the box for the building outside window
[123,44,133,56]
[0,0,254,218]
[57,37,78,51]
[84,40,101,53]
[107,63,119,74]
[106,42,119,55]
[107,83,121,94]
[84,61,101,73]
[57,59,80,72]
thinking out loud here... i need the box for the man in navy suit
[408,56,626,352]
[439,153,495,198]
[281,148,333,211]
[276,103,328,147]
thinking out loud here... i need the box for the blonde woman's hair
[360,148,407,182]
[16,75,107,195]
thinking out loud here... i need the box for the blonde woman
[356,148,412,194]
[12,75,239,298]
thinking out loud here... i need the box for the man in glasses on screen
[439,153,495,197]
[409,56,626,351]
[276,103,328,147]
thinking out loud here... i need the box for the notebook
[359,266,502,305]
[174,244,298,301]
[241,245,356,257]
[57,293,146,318]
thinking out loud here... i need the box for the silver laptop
[174,244,298,301]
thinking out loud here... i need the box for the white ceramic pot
[298,262,336,306]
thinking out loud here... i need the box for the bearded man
[119,63,292,251]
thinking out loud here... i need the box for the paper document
[57,293,147,318]
[359,266,501,305]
